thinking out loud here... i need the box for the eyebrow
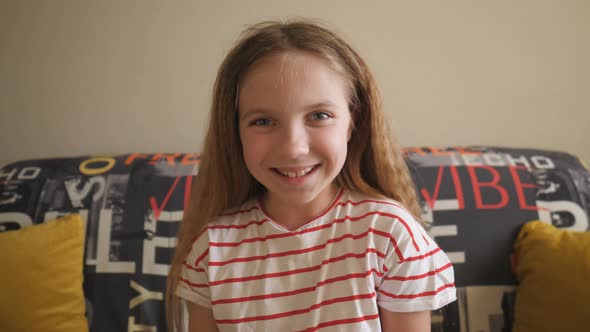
[239,101,338,120]
[304,101,338,111]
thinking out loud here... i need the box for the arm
[187,302,218,332]
[379,308,431,332]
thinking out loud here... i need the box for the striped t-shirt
[176,189,456,331]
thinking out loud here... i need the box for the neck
[262,184,340,231]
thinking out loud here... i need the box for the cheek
[317,127,350,164]
[239,130,253,165]
[240,133,266,168]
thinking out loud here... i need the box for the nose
[275,122,309,160]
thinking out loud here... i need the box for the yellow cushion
[0,214,88,332]
[513,220,590,332]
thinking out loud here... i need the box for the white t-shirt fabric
[176,189,456,331]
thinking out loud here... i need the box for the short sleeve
[377,212,456,312]
[175,227,212,309]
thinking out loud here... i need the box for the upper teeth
[278,167,314,178]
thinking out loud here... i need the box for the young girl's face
[238,51,352,210]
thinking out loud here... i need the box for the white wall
[1,0,589,167]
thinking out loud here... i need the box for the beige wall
[1,0,589,167]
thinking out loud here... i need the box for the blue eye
[251,118,273,126]
[311,112,330,121]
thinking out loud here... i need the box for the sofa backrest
[1,147,588,332]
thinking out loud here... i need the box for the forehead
[238,51,350,112]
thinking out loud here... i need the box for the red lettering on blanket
[149,176,193,220]
[125,153,150,166]
[509,166,541,211]
[421,166,465,210]
[429,146,481,156]
[402,147,428,156]
[428,147,456,156]
[180,153,200,165]
[468,166,509,209]
[149,176,182,220]
[419,165,545,212]
[184,175,192,210]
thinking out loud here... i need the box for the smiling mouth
[274,165,318,178]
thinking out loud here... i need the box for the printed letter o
[80,157,116,175]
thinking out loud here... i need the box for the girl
[167,19,456,332]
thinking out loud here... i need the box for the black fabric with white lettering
[0,147,588,332]
[0,154,198,331]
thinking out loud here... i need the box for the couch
[1,146,588,331]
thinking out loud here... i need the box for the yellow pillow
[513,220,590,332]
[0,214,88,332]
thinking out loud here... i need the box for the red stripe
[369,228,405,262]
[210,210,409,248]
[392,215,420,252]
[212,269,384,305]
[209,249,385,286]
[210,194,413,232]
[184,175,192,211]
[336,198,410,214]
[221,205,260,216]
[384,262,453,281]
[183,262,205,273]
[337,196,421,252]
[379,282,455,300]
[179,277,207,288]
[185,227,210,269]
[215,292,376,324]
[209,228,402,266]
[258,188,345,230]
[300,314,380,332]
[403,247,441,262]
[194,248,209,266]
[209,218,269,230]
[422,234,430,246]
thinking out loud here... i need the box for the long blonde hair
[166,18,422,331]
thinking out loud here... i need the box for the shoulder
[341,190,429,257]
[185,226,210,267]
[185,200,262,264]
[192,198,267,247]
[341,190,418,226]
[209,198,262,227]
[186,198,260,246]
